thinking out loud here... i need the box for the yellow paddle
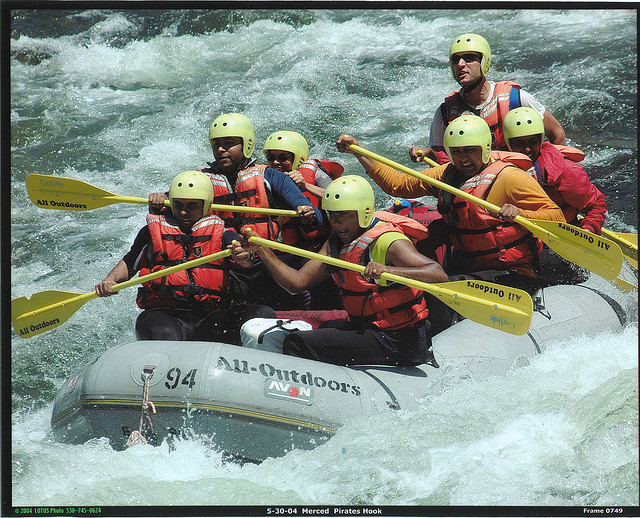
[11,249,232,339]
[349,145,623,280]
[25,174,299,217]
[249,236,533,336]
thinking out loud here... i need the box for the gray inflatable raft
[51,279,635,463]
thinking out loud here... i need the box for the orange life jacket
[199,170,234,220]
[279,159,344,251]
[200,164,279,240]
[490,150,533,171]
[552,144,585,162]
[136,214,229,310]
[436,161,542,276]
[327,213,430,330]
[442,80,520,149]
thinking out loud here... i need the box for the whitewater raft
[51,266,636,463]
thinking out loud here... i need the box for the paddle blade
[603,230,637,267]
[524,220,623,280]
[12,290,96,339]
[428,280,533,336]
[26,174,134,211]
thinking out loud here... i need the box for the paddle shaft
[249,236,531,319]
[107,196,299,217]
[349,144,623,279]
[26,174,299,216]
[351,144,535,226]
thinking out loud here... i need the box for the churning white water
[9,7,638,513]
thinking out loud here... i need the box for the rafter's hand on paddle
[409,146,438,163]
[363,261,385,282]
[95,260,129,297]
[148,192,168,211]
[95,279,118,297]
[297,205,317,225]
[498,203,522,223]
[238,227,261,254]
[229,239,253,268]
[336,134,361,154]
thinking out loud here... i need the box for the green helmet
[449,33,491,80]
[444,114,492,165]
[503,107,545,150]
[263,131,310,170]
[209,113,255,158]
[322,175,375,229]
[169,171,214,218]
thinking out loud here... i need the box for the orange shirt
[368,160,565,222]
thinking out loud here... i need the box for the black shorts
[282,318,432,367]
[135,304,277,344]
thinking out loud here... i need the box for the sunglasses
[452,53,481,64]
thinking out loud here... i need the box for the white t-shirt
[429,81,546,147]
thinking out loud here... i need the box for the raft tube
[50,277,634,463]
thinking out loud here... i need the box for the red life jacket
[280,159,344,251]
[199,170,234,220]
[490,150,533,171]
[442,80,520,149]
[200,163,279,240]
[327,213,430,330]
[387,201,448,266]
[437,161,542,276]
[533,143,606,234]
[136,214,229,310]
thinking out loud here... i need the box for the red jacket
[534,143,606,235]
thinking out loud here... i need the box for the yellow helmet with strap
[443,114,492,165]
[263,131,310,170]
[449,33,491,80]
[322,175,375,228]
[169,171,213,218]
[209,113,255,158]
[503,107,545,149]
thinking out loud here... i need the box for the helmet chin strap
[461,76,483,92]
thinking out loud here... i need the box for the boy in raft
[96,171,275,343]
[502,107,607,235]
[410,33,566,165]
[239,175,451,367]
[263,130,344,309]
[149,113,323,310]
[336,115,566,295]
[263,130,343,252]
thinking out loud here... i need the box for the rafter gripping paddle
[249,236,533,336]
[349,145,623,280]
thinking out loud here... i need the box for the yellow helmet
[322,175,375,228]
[444,115,492,164]
[169,171,213,218]
[209,113,255,158]
[503,107,545,150]
[263,131,310,170]
[449,33,491,80]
